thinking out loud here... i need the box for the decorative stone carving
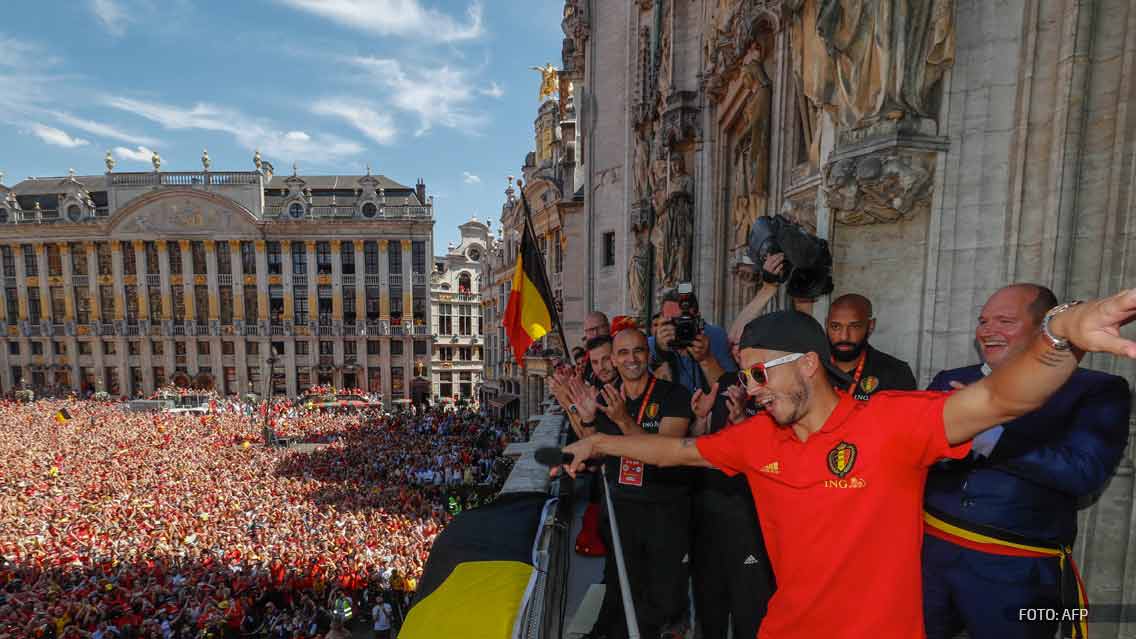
[703,0,781,104]
[650,155,694,288]
[561,0,588,80]
[729,59,772,249]
[788,0,954,132]
[824,150,934,225]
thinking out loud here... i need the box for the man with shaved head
[826,293,916,399]
[568,327,693,639]
[922,284,1130,639]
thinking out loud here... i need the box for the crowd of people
[544,251,1132,639]
[0,396,520,638]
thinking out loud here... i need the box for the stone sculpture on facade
[823,150,935,225]
[650,155,694,289]
[731,59,773,249]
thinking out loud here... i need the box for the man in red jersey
[557,290,1136,638]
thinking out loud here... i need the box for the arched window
[288,202,304,218]
[458,272,472,293]
[362,202,378,218]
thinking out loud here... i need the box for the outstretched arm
[944,291,1136,445]
[556,433,712,477]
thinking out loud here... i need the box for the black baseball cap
[738,311,851,386]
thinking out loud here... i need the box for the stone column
[353,240,366,386]
[84,244,103,391]
[178,240,197,376]
[306,242,318,380]
[61,243,81,391]
[109,242,130,395]
[284,339,297,397]
[254,241,269,323]
[230,241,247,394]
[12,244,29,379]
[205,241,223,388]
[35,243,50,330]
[134,241,153,394]
[378,240,390,320]
[156,241,175,380]
[281,240,294,322]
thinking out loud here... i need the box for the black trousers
[594,493,691,639]
[691,487,774,639]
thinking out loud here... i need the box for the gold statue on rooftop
[531,63,560,102]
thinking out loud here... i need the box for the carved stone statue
[628,229,651,316]
[731,58,772,248]
[824,150,934,224]
[650,156,694,289]
[531,63,560,102]
[786,0,835,165]
[633,133,652,204]
[812,0,955,128]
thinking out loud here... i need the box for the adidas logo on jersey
[743,555,759,565]
[759,461,780,474]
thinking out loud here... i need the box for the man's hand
[656,322,677,353]
[688,334,712,362]
[761,253,785,288]
[566,378,600,423]
[597,384,632,429]
[549,436,601,478]
[691,382,719,419]
[1050,290,1136,357]
[725,384,748,424]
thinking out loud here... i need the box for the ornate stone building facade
[563,0,1136,627]
[0,155,434,404]
[430,218,488,406]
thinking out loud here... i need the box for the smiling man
[556,289,1136,639]
[922,284,1130,639]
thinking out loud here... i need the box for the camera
[746,214,834,299]
[669,283,705,349]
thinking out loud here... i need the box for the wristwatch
[1041,300,1083,351]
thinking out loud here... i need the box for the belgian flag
[53,408,72,424]
[401,492,550,638]
[502,209,558,366]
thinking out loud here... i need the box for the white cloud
[90,0,129,37]
[0,34,60,69]
[348,56,486,135]
[462,172,480,184]
[113,145,155,162]
[104,95,364,163]
[51,111,160,147]
[29,123,90,148]
[277,0,483,43]
[480,82,504,98]
[311,99,397,145]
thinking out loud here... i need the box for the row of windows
[7,338,429,358]
[1,240,430,279]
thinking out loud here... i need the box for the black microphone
[534,447,575,467]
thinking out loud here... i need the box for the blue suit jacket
[925,365,1131,544]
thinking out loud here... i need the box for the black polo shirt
[595,376,693,502]
[840,344,917,400]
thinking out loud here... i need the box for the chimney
[416,178,426,205]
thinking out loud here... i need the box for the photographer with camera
[650,285,737,394]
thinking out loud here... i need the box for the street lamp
[263,348,280,446]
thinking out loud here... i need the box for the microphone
[534,447,575,467]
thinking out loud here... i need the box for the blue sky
[0,0,563,252]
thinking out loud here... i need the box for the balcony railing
[364,275,382,287]
[242,324,259,336]
[390,324,406,336]
[145,274,161,288]
[109,171,260,187]
[361,320,388,336]
[413,273,428,287]
[217,274,233,286]
[172,324,186,336]
[292,274,307,288]
[389,274,403,287]
[413,325,431,336]
[123,323,141,337]
[455,293,478,302]
[317,325,334,336]
[343,322,358,336]
[343,274,356,287]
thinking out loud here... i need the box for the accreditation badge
[618,457,645,487]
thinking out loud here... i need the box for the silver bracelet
[1041,300,1083,351]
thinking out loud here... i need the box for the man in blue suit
[923,283,1131,639]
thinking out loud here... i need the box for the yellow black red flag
[53,408,72,424]
[502,220,556,366]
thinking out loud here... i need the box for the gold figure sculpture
[531,63,560,102]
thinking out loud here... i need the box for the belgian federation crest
[646,402,660,419]
[859,376,879,395]
[827,442,858,478]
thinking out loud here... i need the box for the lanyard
[633,377,659,426]
[835,352,867,393]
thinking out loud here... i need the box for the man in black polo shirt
[826,293,916,398]
[570,328,692,639]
